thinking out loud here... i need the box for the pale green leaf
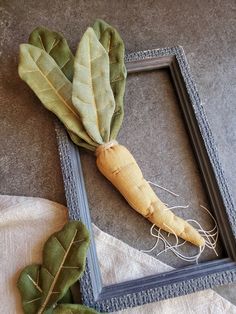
[28,28,96,151]
[53,304,99,314]
[18,44,97,148]
[72,27,116,144]
[17,221,90,314]
[93,19,127,140]
[29,26,74,82]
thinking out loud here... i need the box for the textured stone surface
[0,0,235,306]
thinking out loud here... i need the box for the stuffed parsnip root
[96,141,205,247]
[18,20,205,247]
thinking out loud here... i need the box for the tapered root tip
[186,228,205,247]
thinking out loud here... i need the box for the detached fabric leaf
[17,221,90,314]
[29,26,74,82]
[72,27,116,143]
[93,19,127,139]
[17,265,42,314]
[18,44,96,150]
[57,289,73,304]
[53,304,99,314]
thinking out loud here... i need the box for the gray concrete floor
[0,0,235,308]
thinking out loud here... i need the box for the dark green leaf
[53,304,99,314]
[44,308,54,314]
[17,221,90,314]
[29,26,74,82]
[17,264,42,314]
[93,19,127,140]
[58,288,73,304]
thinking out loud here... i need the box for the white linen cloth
[0,195,235,314]
[94,224,236,314]
[0,195,68,314]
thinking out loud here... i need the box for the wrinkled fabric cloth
[0,195,68,314]
[0,195,235,314]
[94,224,236,314]
[93,224,173,285]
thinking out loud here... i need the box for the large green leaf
[28,27,95,151]
[72,27,116,144]
[93,19,127,140]
[17,221,90,314]
[53,304,99,314]
[29,26,74,82]
[18,44,97,148]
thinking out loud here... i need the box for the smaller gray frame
[55,46,236,313]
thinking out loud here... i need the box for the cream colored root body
[96,141,205,247]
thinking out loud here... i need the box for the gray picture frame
[55,46,236,313]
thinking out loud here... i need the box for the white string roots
[143,181,219,263]
[148,180,179,197]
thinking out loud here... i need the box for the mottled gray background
[0,0,235,306]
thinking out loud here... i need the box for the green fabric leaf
[44,308,54,314]
[53,304,99,314]
[93,19,127,140]
[18,44,97,148]
[17,221,90,314]
[72,27,116,144]
[17,264,42,314]
[29,26,74,82]
[28,27,95,151]
[58,288,73,304]
[68,131,96,151]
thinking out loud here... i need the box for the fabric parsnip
[71,27,204,247]
[17,221,90,314]
[96,143,205,247]
[18,22,205,247]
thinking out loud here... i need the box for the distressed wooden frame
[55,46,236,313]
